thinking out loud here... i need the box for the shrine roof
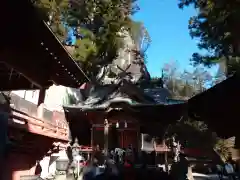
[64,80,156,111]
[64,97,187,128]
[188,73,240,138]
[64,79,187,128]
[0,0,89,90]
[0,62,40,90]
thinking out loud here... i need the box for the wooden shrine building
[188,72,240,152]
[1,0,89,91]
[0,0,88,179]
[64,80,186,153]
[188,73,240,139]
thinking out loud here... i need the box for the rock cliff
[96,29,150,84]
[63,28,151,105]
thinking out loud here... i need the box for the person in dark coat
[35,160,42,175]
[83,158,99,180]
[83,156,121,180]
[104,157,120,180]
[170,154,189,180]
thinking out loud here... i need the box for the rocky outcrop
[63,29,151,106]
[96,30,150,84]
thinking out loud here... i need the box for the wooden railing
[8,108,69,141]
[10,93,39,118]
[2,93,70,141]
[9,93,66,124]
[154,144,171,152]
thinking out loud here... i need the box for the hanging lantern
[116,122,119,128]
[124,121,127,128]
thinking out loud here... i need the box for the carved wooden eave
[0,0,89,91]
[64,101,186,127]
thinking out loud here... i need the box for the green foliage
[166,116,230,159]
[158,60,230,158]
[166,119,216,149]
[159,61,230,154]
[34,0,148,79]
[64,0,140,78]
[178,0,240,75]
[34,0,69,42]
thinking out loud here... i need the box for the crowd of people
[216,157,240,180]
[78,146,191,180]
[64,142,240,180]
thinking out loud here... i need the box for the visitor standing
[224,159,235,180]
[170,153,189,180]
[216,164,223,180]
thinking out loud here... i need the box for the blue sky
[132,0,217,77]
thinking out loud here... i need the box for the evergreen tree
[178,0,240,75]
[34,0,69,42]
[34,0,147,80]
